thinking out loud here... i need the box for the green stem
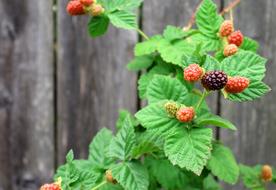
[195,90,209,111]
[137,29,150,40]
[91,180,107,190]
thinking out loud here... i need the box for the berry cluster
[164,102,195,123]
[219,20,244,57]
[67,0,104,16]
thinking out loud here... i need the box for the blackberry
[201,71,228,91]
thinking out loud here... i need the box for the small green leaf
[109,115,136,160]
[111,161,149,190]
[240,164,265,190]
[134,35,163,56]
[195,0,223,38]
[116,109,138,130]
[240,37,259,53]
[147,75,189,104]
[207,143,239,184]
[163,25,188,41]
[88,16,110,37]
[164,127,213,175]
[226,80,271,102]
[127,55,154,71]
[89,128,115,169]
[99,0,143,11]
[108,10,137,30]
[66,150,74,163]
[203,174,222,190]
[203,55,220,71]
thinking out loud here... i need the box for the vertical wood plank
[0,0,54,189]
[57,1,138,163]
[221,0,276,189]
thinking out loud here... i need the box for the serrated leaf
[164,127,213,175]
[220,51,267,81]
[147,75,189,104]
[195,0,223,38]
[163,25,187,41]
[109,115,136,160]
[240,165,265,190]
[226,80,270,102]
[195,113,236,130]
[87,16,109,37]
[188,33,221,52]
[116,109,138,130]
[207,143,239,184]
[66,150,74,163]
[89,128,115,169]
[108,10,137,30]
[203,174,222,190]
[127,55,154,71]
[134,35,163,56]
[112,161,149,190]
[203,54,220,71]
[135,101,185,134]
[240,37,259,52]
[100,0,143,11]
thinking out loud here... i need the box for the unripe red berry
[91,4,105,16]
[176,107,195,123]
[67,0,85,15]
[184,64,204,82]
[261,165,273,182]
[164,102,179,117]
[40,183,61,190]
[223,44,238,57]
[80,0,94,6]
[225,76,250,93]
[228,30,244,47]
[219,20,234,37]
[105,170,117,184]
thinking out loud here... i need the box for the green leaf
[195,0,223,38]
[195,113,237,131]
[147,75,189,104]
[220,51,267,81]
[109,115,136,160]
[163,25,188,41]
[127,55,154,71]
[111,161,149,190]
[89,128,115,169]
[101,0,143,11]
[116,109,138,130]
[164,127,213,175]
[87,16,110,37]
[202,54,220,71]
[135,101,185,134]
[189,33,221,52]
[66,150,74,163]
[207,143,239,184]
[108,10,137,30]
[203,174,222,190]
[240,37,259,53]
[240,164,265,190]
[226,80,271,102]
[134,35,163,56]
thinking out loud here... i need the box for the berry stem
[91,180,107,190]
[195,90,209,111]
[220,0,240,16]
[137,29,150,40]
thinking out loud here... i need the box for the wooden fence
[0,0,276,189]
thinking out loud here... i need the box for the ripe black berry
[201,71,228,91]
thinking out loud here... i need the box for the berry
[225,76,250,93]
[223,44,238,57]
[201,71,228,91]
[176,107,195,123]
[91,4,104,16]
[228,30,244,47]
[219,20,234,37]
[261,165,273,182]
[80,0,94,6]
[164,102,179,117]
[184,64,204,82]
[105,170,117,184]
[67,0,85,15]
[40,183,61,190]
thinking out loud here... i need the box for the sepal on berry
[184,64,204,82]
[176,107,195,123]
[228,30,244,47]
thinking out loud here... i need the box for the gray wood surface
[221,0,276,189]
[57,0,138,164]
[0,1,54,190]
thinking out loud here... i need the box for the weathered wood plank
[57,1,138,163]
[0,0,54,189]
[221,0,276,189]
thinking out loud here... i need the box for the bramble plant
[41,0,276,189]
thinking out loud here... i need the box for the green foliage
[55,0,274,190]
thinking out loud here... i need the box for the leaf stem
[137,29,150,40]
[91,180,107,190]
[195,90,209,111]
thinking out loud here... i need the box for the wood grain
[221,0,276,189]
[57,0,138,164]
[0,0,54,189]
